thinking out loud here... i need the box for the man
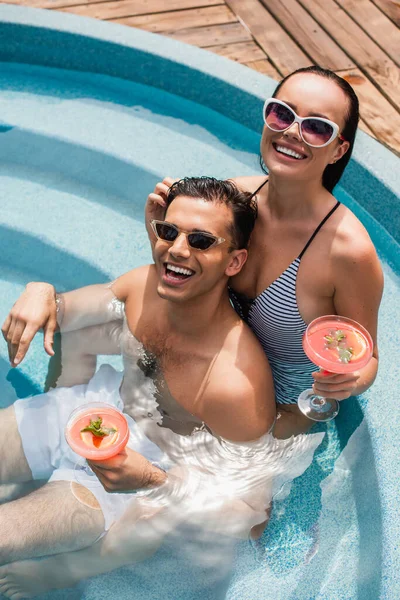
[1,178,320,597]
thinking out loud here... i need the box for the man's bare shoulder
[202,321,276,442]
[110,264,156,302]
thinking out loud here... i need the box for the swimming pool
[0,5,399,600]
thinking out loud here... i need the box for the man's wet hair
[165,176,258,250]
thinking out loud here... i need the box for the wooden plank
[164,22,252,48]
[336,69,400,154]
[113,5,236,30]
[259,0,354,71]
[336,0,400,67]
[371,0,400,26]
[244,58,281,79]
[208,41,266,63]
[298,0,400,109]
[61,0,222,20]
[0,0,92,7]
[224,0,311,75]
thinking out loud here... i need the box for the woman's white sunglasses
[263,98,346,148]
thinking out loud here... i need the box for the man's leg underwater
[0,480,105,567]
[0,491,170,598]
[0,391,104,566]
[0,406,34,486]
[0,405,44,508]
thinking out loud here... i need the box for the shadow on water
[0,129,160,218]
[0,335,61,402]
[0,123,13,133]
[44,333,62,392]
[0,225,109,289]
[0,357,40,406]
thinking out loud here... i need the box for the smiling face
[261,73,350,184]
[153,195,247,304]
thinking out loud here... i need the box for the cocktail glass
[65,401,130,489]
[298,315,373,422]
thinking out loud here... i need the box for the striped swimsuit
[230,179,340,405]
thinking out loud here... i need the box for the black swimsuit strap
[298,201,341,259]
[249,177,269,200]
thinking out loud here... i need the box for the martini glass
[65,401,129,489]
[298,315,373,422]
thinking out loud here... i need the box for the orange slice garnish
[345,329,367,361]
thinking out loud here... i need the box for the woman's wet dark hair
[165,176,258,249]
[260,65,360,193]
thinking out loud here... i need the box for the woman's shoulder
[329,204,382,283]
[231,175,268,194]
[333,203,376,259]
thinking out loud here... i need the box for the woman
[145,66,383,436]
[3,67,383,439]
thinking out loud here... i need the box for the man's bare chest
[127,320,215,414]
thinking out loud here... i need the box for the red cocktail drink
[66,403,129,460]
[65,402,129,489]
[298,316,373,421]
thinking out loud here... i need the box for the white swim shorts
[14,364,169,530]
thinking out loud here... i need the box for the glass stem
[310,396,326,408]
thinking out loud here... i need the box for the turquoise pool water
[0,9,399,600]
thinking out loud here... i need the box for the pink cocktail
[298,315,373,421]
[65,402,129,487]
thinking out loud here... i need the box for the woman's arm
[313,237,383,400]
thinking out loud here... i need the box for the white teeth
[275,145,304,160]
[166,264,193,276]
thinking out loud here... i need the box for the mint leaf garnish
[338,347,353,364]
[324,329,353,363]
[91,417,102,430]
[81,416,117,438]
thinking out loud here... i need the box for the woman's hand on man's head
[145,177,177,222]
[1,282,57,366]
[145,177,178,253]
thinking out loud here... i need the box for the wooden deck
[5,0,400,155]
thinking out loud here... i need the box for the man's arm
[87,447,167,493]
[1,273,134,367]
[2,282,58,366]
